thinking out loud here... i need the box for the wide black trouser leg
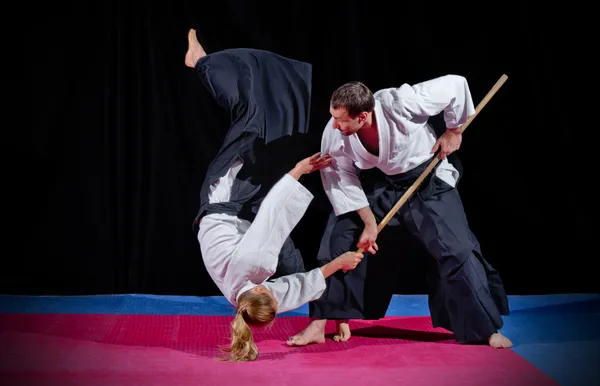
[308,163,429,320]
[192,48,313,227]
[192,48,314,276]
[309,172,510,344]
[309,211,366,319]
[308,207,411,320]
[406,177,509,343]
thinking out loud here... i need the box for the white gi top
[197,160,327,314]
[320,74,477,216]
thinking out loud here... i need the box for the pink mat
[0,314,556,386]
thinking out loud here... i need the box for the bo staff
[355,74,508,254]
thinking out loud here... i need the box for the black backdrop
[11,1,596,296]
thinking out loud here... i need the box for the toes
[332,334,350,342]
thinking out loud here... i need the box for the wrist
[330,257,343,271]
[320,258,344,279]
[364,219,377,229]
[287,166,303,181]
[361,216,377,229]
[357,206,377,227]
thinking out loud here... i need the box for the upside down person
[185,29,363,362]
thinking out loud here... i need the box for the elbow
[332,200,369,217]
[444,74,474,108]
[445,74,468,84]
[450,75,471,92]
[437,74,469,91]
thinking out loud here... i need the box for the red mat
[0,314,556,386]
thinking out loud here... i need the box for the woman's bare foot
[333,320,351,342]
[489,332,513,348]
[185,28,207,68]
[286,319,326,346]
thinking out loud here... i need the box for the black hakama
[309,159,510,343]
[192,48,313,278]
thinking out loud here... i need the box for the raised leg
[185,29,207,68]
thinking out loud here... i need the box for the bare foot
[489,332,513,348]
[185,28,207,68]
[333,320,351,342]
[286,319,326,346]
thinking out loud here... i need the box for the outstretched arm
[226,153,332,291]
[263,251,364,314]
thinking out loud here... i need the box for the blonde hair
[221,289,277,362]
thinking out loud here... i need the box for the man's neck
[356,111,380,155]
[361,111,377,133]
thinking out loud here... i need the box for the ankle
[309,318,327,328]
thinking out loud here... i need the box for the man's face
[330,105,365,136]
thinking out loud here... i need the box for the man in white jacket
[287,76,513,349]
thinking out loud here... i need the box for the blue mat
[1,293,599,385]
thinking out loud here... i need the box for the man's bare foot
[286,319,326,346]
[185,28,207,68]
[333,320,351,342]
[489,332,513,348]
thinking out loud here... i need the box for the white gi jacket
[320,74,477,216]
[197,161,326,313]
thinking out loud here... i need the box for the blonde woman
[186,29,363,361]
[198,153,362,361]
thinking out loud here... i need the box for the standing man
[287,75,513,349]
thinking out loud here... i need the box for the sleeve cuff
[282,173,314,202]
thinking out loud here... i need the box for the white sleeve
[224,173,314,294]
[320,121,370,216]
[262,268,327,314]
[382,74,476,130]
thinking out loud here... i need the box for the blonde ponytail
[221,308,259,362]
[220,290,277,362]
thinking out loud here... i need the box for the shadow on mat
[339,325,454,342]
[255,327,457,361]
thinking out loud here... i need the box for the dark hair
[330,81,375,117]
